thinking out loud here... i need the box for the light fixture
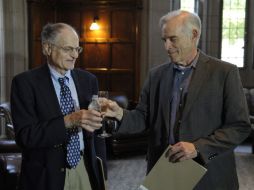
[90,16,100,31]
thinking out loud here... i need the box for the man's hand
[64,109,102,132]
[99,98,124,121]
[166,142,198,162]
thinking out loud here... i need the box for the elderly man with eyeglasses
[11,23,104,190]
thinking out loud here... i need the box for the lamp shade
[90,22,100,30]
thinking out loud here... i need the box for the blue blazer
[11,64,102,190]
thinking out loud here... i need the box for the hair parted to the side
[159,10,202,46]
[41,23,78,44]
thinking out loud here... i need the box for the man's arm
[167,65,251,163]
[104,76,151,134]
[11,74,67,149]
[11,74,102,149]
[193,66,251,164]
[175,66,251,165]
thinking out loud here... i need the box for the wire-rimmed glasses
[51,43,83,54]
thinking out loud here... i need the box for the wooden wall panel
[31,41,44,68]
[95,73,109,91]
[112,10,135,40]
[30,4,42,39]
[57,10,81,35]
[28,3,55,67]
[29,5,55,39]
[41,7,55,28]
[112,44,134,69]
[83,44,110,68]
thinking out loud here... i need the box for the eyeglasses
[51,43,83,54]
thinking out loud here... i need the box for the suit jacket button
[60,168,65,172]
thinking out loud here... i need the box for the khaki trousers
[64,157,92,190]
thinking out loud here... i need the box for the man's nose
[165,39,173,49]
[70,49,79,58]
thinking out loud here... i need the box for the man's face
[46,28,80,75]
[161,19,197,66]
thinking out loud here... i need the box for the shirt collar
[48,64,71,83]
[173,51,199,71]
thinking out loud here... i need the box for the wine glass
[97,91,112,138]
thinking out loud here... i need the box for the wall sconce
[90,16,100,31]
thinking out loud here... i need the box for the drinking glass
[97,91,112,138]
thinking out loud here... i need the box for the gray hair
[159,10,201,45]
[41,23,78,44]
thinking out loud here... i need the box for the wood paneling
[112,10,135,40]
[27,0,142,101]
[33,41,44,68]
[95,73,109,91]
[57,9,81,35]
[83,43,110,68]
[112,44,134,69]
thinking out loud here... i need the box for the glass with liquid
[97,91,111,138]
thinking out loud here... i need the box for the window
[221,0,246,67]
[180,0,196,13]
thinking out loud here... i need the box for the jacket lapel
[160,63,174,134]
[71,70,82,107]
[182,52,211,121]
[36,64,62,116]
[71,70,90,110]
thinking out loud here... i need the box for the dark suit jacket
[11,64,102,190]
[119,51,251,190]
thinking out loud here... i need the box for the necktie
[58,77,80,168]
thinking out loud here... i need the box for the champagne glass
[98,91,112,138]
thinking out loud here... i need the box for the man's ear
[192,29,199,40]
[42,42,51,56]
